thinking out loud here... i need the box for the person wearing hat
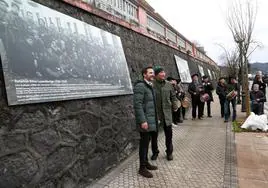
[188,73,204,120]
[177,78,187,120]
[133,66,158,178]
[202,75,214,117]
[167,76,184,124]
[216,77,228,118]
[152,66,179,161]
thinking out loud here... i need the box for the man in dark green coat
[152,66,179,161]
[133,66,158,178]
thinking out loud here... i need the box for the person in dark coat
[250,84,266,115]
[167,76,183,124]
[188,73,204,120]
[177,78,187,120]
[202,75,214,117]
[133,66,158,178]
[216,77,227,118]
[252,71,266,103]
[224,76,239,122]
[153,66,179,161]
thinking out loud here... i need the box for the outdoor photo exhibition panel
[174,55,192,83]
[0,0,133,105]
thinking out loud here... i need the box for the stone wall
[0,0,217,187]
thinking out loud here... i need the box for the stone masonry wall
[0,0,217,187]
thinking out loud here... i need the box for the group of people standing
[216,71,267,123]
[188,73,214,120]
[216,76,239,122]
[133,66,214,178]
[133,66,267,179]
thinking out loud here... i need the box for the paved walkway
[236,86,268,188]
[90,96,238,188]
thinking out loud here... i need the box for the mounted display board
[174,55,192,83]
[0,0,132,105]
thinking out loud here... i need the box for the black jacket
[250,90,266,103]
[252,80,266,96]
[203,81,214,101]
[216,83,227,101]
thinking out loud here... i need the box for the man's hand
[141,122,149,130]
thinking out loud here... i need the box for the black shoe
[139,167,153,178]
[177,120,183,123]
[224,120,228,123]
[198,117,203,120]
[167,154,173,161]
[151,154,158,160]
[208,115,212,118]
[146,163,158,170]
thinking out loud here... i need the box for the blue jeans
[224,98,237,121]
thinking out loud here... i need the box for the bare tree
[226,0,258,115]
[217,44,239,77]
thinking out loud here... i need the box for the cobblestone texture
[91,97,238,188]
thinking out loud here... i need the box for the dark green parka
[154,79,179,126]
[133,80,158,132]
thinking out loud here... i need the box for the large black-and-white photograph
[0,0,132,105]
[174,55,191,83]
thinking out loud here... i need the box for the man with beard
[133,66,158,178]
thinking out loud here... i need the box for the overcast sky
[146,0,268,64]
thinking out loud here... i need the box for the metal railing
[166,29,176,43]
[177,37,186,49]
[81,0,210,62]
[186,42,193,53]
[146,15,165,36]
[81,0,95,5]
[85,0,138,22]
